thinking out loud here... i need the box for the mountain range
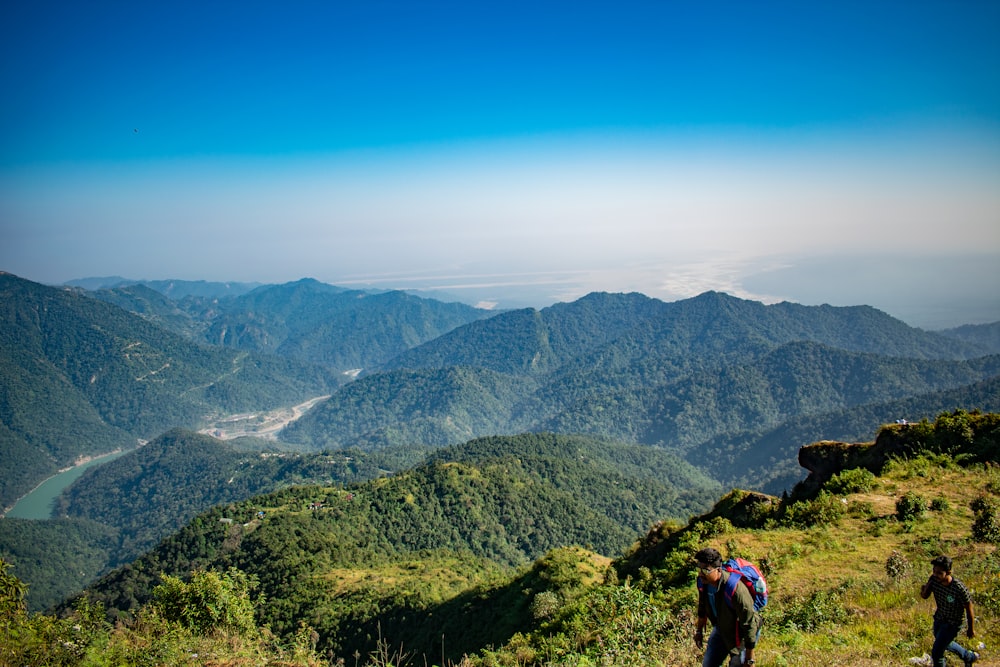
[1,270,999,618]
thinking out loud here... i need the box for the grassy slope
[723,461,997,666]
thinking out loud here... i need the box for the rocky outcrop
[797,423,918,494]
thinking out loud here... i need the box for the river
[5,450,131,520]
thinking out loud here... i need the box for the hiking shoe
[965,650,979,666]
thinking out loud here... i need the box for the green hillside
[700,374,1000,494]
[939,321,1000,355]
[0,273,344,508]
[2,430,415,612]
[3,411,998,666]
[56,434,721,650]
[54,430,394,563]
[280,366,540,449]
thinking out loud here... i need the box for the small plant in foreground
[885,550,911,582]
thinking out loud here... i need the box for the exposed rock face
[798,440,872,483]
[797,424,915,493]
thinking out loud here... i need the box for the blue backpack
[699,557,769,612]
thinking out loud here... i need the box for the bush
[151,568,259,637]
[782,491,846,529]
[847,500,876,519]
[531,591,561,621]
[771,586,850,632]
[695,516,735,538]
[826,468,877,495]
[895,492,926,523]
[885,550,911,581]
[971,495,1000,544]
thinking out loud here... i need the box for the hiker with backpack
[693,547,765,667]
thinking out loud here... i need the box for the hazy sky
[2,1,998,328]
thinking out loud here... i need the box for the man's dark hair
[931,555,953,572]
[695,547,723,568]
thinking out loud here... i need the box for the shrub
[771,586,850,632]
[530,591,561,621]
[971,495,1000,544]
[935,410,975,454]
[975,555,1000,615]
[698,516,735,538]
[151,568,259,637]
[847,500,875,519]
[895,492,926,523]
[826,468,877,495]
[782,491,846,529]
[885,550,911,581]
[930,497,950,512]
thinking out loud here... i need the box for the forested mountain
[4,270,999,629]
[1,429,411,612]
[938,320,1000,354]
[91,277,496,371]
[0,273,343,508]
[43,413,997,666]
[64,433,721,649]
[381,291,988,376]
[85,282,210,339]
[53,429,395,564]
[281,293,1000,468]
[65,277,263,299]
[697,374,1000,493]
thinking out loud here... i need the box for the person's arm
[966,600,975,638]
[920,576,933,599]
[733,582,759,665]
[694,588,708,648]
[694,616,707,648]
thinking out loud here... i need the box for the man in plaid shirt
[919,555,979,666]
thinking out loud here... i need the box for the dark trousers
[932,619,973,666]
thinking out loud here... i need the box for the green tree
[151,568,259,636]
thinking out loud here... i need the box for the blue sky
[2,1,998,328]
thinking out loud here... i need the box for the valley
[198,394,330,440]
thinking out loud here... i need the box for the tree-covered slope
[0,518,117,613]
[2,430,425,612]
[383,291,989,379]
[542,342,1000,444]
[90,277,497,373]
[284,331,1000,476]
[281,366,541,449]
[938,320,1000,354]
[88,282,208,339]
[66,277,263,299]
[698,374,1000,494]
[0,273,343,508]
[51,429,393,567]
[192,278,495,371]
[13,412,995,667]
[66,433,721,648]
